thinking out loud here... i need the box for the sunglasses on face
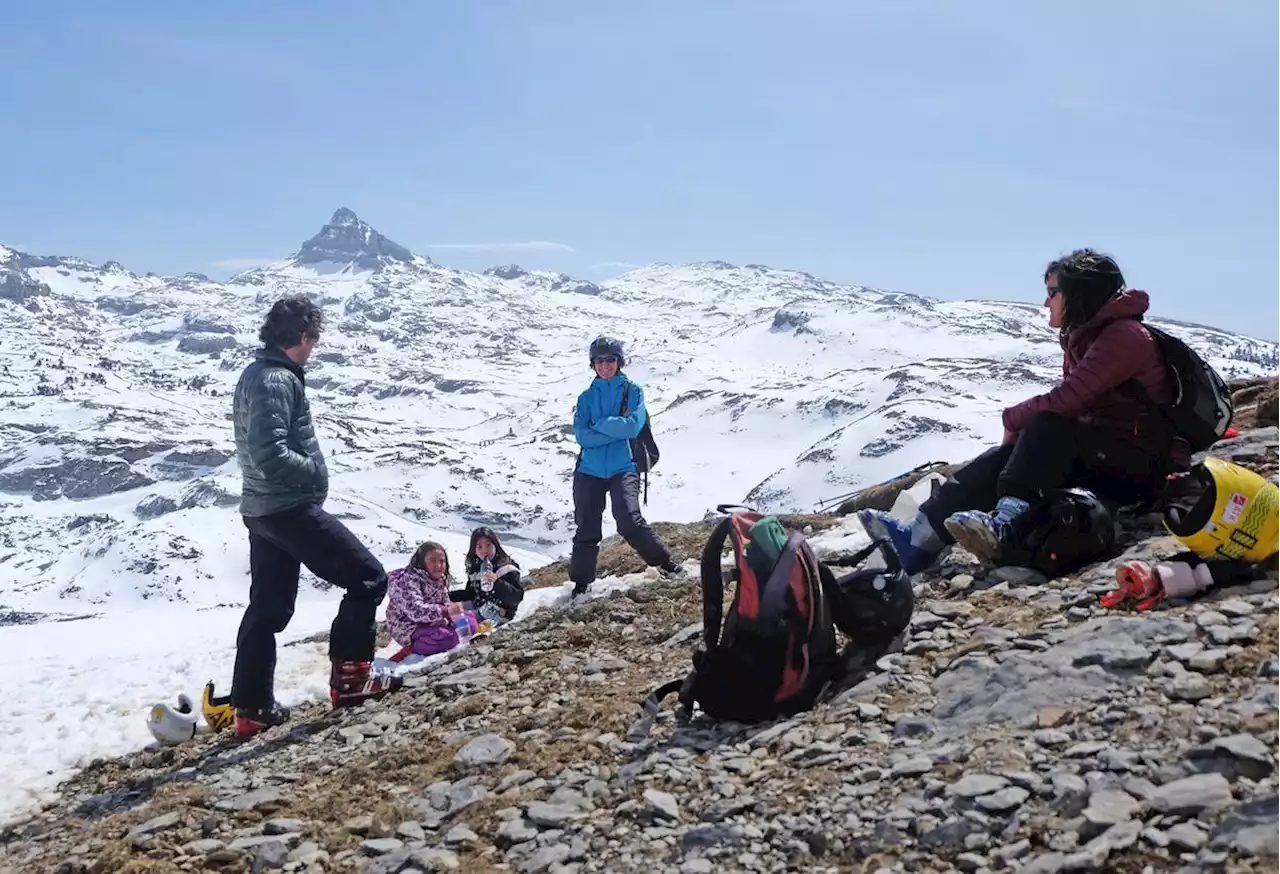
[593,356,619,365]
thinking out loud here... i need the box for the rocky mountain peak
[292,207,421,271]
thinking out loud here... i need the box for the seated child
[451,526,525,622]
[386,541,460,656]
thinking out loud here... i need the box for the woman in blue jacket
[569,336,684,595]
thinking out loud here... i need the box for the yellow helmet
[201,681,235,732]
[1162,456,1279,563]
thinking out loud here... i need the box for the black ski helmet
[823,537,914,650]
[589,336,625,366]
[1007,487,1118,578]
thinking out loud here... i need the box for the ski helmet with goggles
[823,537,914,650]
[1161,456,1278,563]
[589,336,625,366]
[1004,488,1118,578]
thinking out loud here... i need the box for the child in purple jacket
[385,541,459,656]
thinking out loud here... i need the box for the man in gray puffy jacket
[230,295,399,738]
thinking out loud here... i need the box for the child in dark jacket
[386,541,460,655]
[451,527,525,622]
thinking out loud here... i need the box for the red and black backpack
[629,505,915,738]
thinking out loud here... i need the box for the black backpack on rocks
[627,506,914,739]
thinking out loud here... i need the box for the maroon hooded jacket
[1003,290,1185,465]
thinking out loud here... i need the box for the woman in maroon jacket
[860,249,1183,572]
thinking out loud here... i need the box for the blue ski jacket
[573,373,645,479]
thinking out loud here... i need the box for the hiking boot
[329,660,403,709]
[657,562,687,580]
[571,580,591,597]
[943,497,1030,565]
[233,703,290,739]
[857,509,941,575]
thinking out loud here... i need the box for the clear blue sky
[3,0,1277,339]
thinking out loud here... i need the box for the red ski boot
[234,703,291,739]
[329,660,402,709]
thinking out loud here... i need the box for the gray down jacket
[233,348,329,517]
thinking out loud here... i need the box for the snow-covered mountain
[1,209,1275,615]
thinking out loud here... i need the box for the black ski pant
[231,502,387,711]
[919,411,1164,543]
[569,471,672,585]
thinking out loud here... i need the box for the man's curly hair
[1044,248,1126,331]
[259,294,324,349]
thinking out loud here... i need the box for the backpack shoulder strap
[618,378,633,416]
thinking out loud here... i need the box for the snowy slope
[1,211,1276,618]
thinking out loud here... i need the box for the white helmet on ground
[146,693,199,746]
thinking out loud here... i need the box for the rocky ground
[1,401,1277,874]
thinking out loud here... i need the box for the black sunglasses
[593,356,619,364]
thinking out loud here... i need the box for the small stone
[444,824,479,846]
[252,842,289,870]
[1167,673,1212,701]
[1206,734,1277,778]
[498,770,537,792]
[1216,599,1254,617]
[1196,610,1228,627]
[360,837,404,856]
[643,788,680,821]
[497,817,539,846]
[1165,642,1205,663]
[263,818,303,836]
[1080,790,1140,838]
[228,835,301,851]
[1147,773,1234,817]
[288,842,327,865]
[1037,707,1070,728]
[1189,648,1230,672]
[1034,729,1072,748]
[523,842,571,873]
[1165,822,1207,850]
[890,756,933,777]
[947,774,1010,799]
[454,733,514,766]
[1064,741,1108,757]
[681,860,714,874]
[857,702,884,720]
[128,811,183,838]
[975,787,1030,813]
[181,839,226,854]
[214,786,287,813]
[396,821,425,842]
[525,801,578,828]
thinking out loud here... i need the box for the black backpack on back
[619,378,660,502]
[1130,320,1233,452]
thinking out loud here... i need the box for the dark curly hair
[409,541,450,578]
[259,294,324,349]
[1044,249,1126,331]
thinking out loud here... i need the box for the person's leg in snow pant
[232,502,388,710]
[569,471,675,591]
[609,471,673,567]
[569,472,609,590]
[860,411,1161,572]
[944,411,1162,563]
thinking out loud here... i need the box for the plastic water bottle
[453,611,474,645]
[480,558,494,593]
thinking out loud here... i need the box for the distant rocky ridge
[0,213,1276,616]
